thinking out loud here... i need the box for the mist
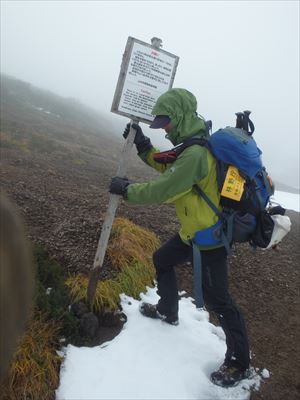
[1,1,299,189]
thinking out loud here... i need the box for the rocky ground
[1,138,299,400]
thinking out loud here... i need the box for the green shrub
[33,245,81,344]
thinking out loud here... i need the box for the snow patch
[261,368,270,379]
[33,105,60,118]
[272,191,300,212]
[56,287,263,400]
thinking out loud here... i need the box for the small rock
[80,312,99,338]
[71,301,89,318]
[98,310,127,327]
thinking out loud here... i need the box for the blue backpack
[170,112,276,253]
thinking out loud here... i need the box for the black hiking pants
[153,233,250,371]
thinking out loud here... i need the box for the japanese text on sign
[221,166,245,201]
[112,38,178,123]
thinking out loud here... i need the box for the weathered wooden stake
[87,121,138,306]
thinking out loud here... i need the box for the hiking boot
[210,363,248,387]
[139,302,179,326]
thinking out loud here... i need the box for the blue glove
[109,176,130,198]
[123,123,152,154]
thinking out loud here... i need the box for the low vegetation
[107,217,160,270]
[1,218,160,400]
[66,218,159,311]
[0,246,71,400]
[66,260,156,312]
[1,314,61,400]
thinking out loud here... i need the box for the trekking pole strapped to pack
[235,110,255,136]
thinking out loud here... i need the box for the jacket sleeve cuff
[136,138,153,154]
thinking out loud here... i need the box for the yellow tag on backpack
[221,166,245,201]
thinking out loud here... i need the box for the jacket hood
[152,88,208,145]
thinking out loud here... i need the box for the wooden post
[87,36,178,307]
[87,121,138,307]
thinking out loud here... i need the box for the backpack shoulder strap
[152,137,208,164]
[193,184,222,217]
[175,137,208,157]
[193,184,233,254]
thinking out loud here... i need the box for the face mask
[165,125,178,146]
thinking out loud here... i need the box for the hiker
[109,88,250,387]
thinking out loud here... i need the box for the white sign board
[111,37,179,124]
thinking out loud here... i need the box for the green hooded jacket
[126,88,221,246]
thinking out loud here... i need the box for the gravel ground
[1,141,299,400]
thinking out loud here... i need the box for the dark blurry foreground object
[0,193,34,382]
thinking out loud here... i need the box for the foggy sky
[1,1,299,188]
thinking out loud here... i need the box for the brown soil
[1,140,299,400]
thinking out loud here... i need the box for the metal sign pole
[87,121,137,306]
